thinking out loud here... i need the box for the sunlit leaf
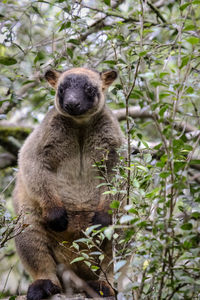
[70,257,84,264]
[104,226,114,240]
[120,215,134,224]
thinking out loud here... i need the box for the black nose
[64,101,80,114]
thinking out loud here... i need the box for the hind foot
[27,279,61,300]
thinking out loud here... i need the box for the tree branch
[0,125,31,155]
[113,106,198,133]
[146,1,166,23]
[75,1,158,26]
[0,153,17,169]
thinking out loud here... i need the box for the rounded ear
[44,69,62,89]
[100,70,118,89]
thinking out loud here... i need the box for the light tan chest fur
[56,154,102,211]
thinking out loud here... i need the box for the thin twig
[2,265,14,293]
[125,58,141,205]
[147,1,166,23]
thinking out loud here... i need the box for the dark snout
[63,91,81,115]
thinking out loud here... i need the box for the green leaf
[136,165,148,172]
[72,242,79,251]
[96,182,111,188]
[192,211,200,219]
[68,39,80,45]
[192,0,200,3]
[173,139,184,151]
[90,251,102,255]
[34,51,45,64]
[144,153,152,163]
[99,254,104,261]
[159,104,168,117]
[186,86,194,93]
[138,220,147,228]
[67,48,73,58]
[103,60,116,65]
[110,200,120,209]
[120,215,134,224]
[154,143,162,150]
[85,225,101,235]
[133,178,140,188]
[0,56,17,65]
[82,253,89,259]
[91,265,100,271]
[190,159,200,165]
[184,24,196,31]
[128,208,139,215]
[174,161,186,172]
[141,140,149,149]
[159,72,169,78]
[139,51,147,57]
[159,92,171,100]
[159,171,171,179]
[186,37,199,45]
[75,238,89,243]
[59,21,71,31]
[181,223,193,230]
[70,257,85,264]
[84,261,91,267]
[146,187,160,198]
[180,56,189,69]
[104,226,114,240]
[183,144,193,152]
[103,190,117,195]
[104,0,111,5]
[180,3,191,11]
[150,81,167,88]
[32,5,41,16]
[130,90,143,99]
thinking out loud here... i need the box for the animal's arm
[19,135,68,232]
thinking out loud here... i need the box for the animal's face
[45,67,117,120]
[57,73,99,116]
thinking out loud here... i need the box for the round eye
[59,87,64,95]
[85,86,96,97]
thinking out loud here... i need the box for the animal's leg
[15,226,61,300]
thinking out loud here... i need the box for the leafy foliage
[0,0,200,299]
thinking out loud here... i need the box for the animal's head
[45,67,117,121]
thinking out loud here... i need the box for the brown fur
[13,67,123,299]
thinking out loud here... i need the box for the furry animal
[13,67,124,300]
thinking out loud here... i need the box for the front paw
[45,207,68,232]
[92,211,112,229]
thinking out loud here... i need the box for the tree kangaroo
[13,67,124,300]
